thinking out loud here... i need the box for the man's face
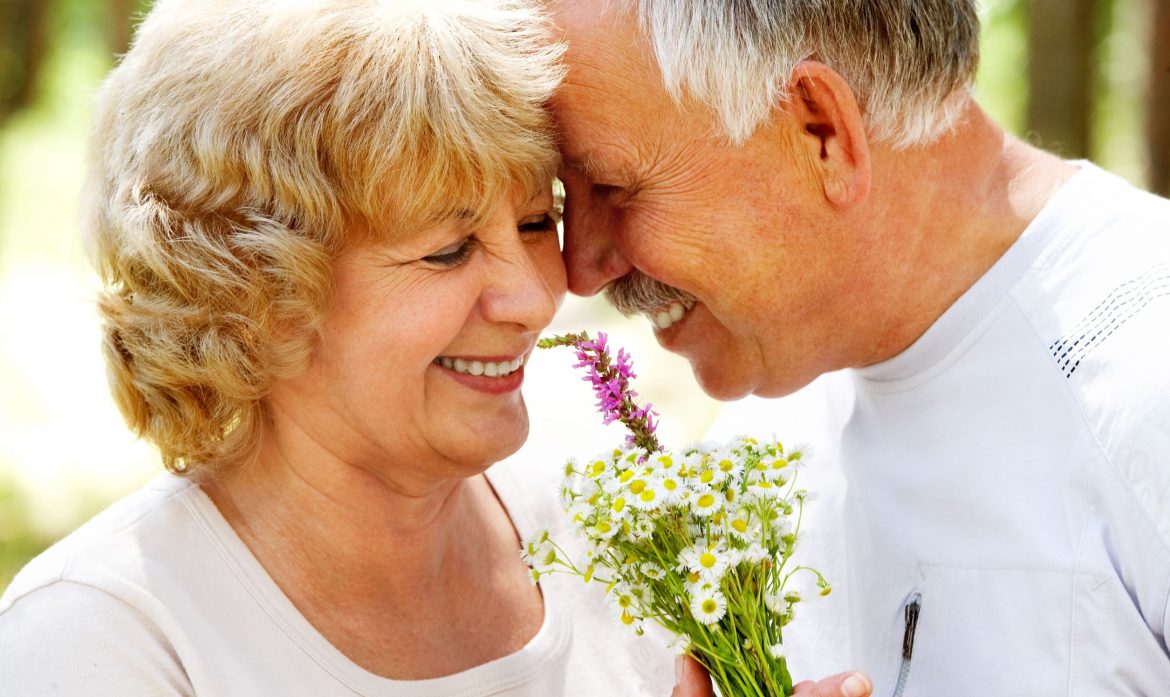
[551,2,862,399]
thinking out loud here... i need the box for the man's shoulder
[1012,166,1169,386]
[1009,170,1170,547]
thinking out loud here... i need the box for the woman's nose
[480,239,564,331]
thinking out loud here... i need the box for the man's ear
[786,61,871,209]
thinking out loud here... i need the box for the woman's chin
[446,407,530,470]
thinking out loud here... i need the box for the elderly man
[551,1,1170,696]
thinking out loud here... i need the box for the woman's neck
[198,414,544,678]
[201,421,494,605]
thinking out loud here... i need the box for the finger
[792,671,873,697]
[670,656,715,697]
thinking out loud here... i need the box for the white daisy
[690,486,724,517]
[628,515,655,541]
[606,494,632,521]
[630,478,665,512]
[725,511,756,541]
[654,472,686,506]
[679,541,734,581]
[586,516,620,541]
[711,448,744,482]
[521,530,556,568]
[640,561,667,581]
[689,588,728,625]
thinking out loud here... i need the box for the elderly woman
[0,0,679,694]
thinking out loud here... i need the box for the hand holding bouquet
[524,333,830,697]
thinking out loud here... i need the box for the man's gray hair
[628,0,981,147]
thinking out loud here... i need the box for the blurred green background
[1,0,1168,592]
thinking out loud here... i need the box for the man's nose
[561,193,634,296]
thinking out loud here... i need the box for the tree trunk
[1149,0,1170,196]
[0,0,49,123]
[1027,0,1097,158]
[110,0,134,57]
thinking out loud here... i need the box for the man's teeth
[436,355,525,377]
[651,301,693,330]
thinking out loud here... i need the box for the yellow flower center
[697,493,716,509]
[719,459,734,472]
[700,470,715,484]
[621,610,635,625]
[688,571,701,584]
[596,521,612,534]
[612,497,626,513]
[663,479,678,491]
[772,459,787,470]
[619,469,635,483]
[629,480,646,494]
[640,489,657,502]
[732,519,749,533]
[700,552,717,568]
[701,599,718,614]
[658,455,673,468]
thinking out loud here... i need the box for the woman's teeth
[650,301,693,331]
[435,355,524,378]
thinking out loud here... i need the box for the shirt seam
[1008,293,1170,563]
[1,477,192,614]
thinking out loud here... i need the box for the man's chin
[688,359,757,402]
[689,356,813,401]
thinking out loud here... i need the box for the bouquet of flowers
[523,332,830,697]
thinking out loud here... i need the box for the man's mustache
[604,271,697,316]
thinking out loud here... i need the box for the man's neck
[853,101,1078,367]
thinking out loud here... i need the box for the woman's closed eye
[422,237,475,266]
[519,213,558,235]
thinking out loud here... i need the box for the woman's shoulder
[0,474,200,615]
[0,475,201,695]
[0,575,194,695]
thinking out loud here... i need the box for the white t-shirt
[709,162,1170,695]
[0,460,675,696]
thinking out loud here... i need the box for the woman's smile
[432,351,532,394]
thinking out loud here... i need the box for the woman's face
[269,186,566,482]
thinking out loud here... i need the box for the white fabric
[709,162,1170,695]
[0,461,674,696]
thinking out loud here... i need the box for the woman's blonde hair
[87,0,564,474]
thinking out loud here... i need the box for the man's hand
[670,656,873,697]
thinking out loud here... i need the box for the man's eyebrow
[564,153,607,180]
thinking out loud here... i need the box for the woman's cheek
[536,236,568,301]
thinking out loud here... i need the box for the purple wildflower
[538,331,662,457]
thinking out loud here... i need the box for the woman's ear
[785,61,872,209]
